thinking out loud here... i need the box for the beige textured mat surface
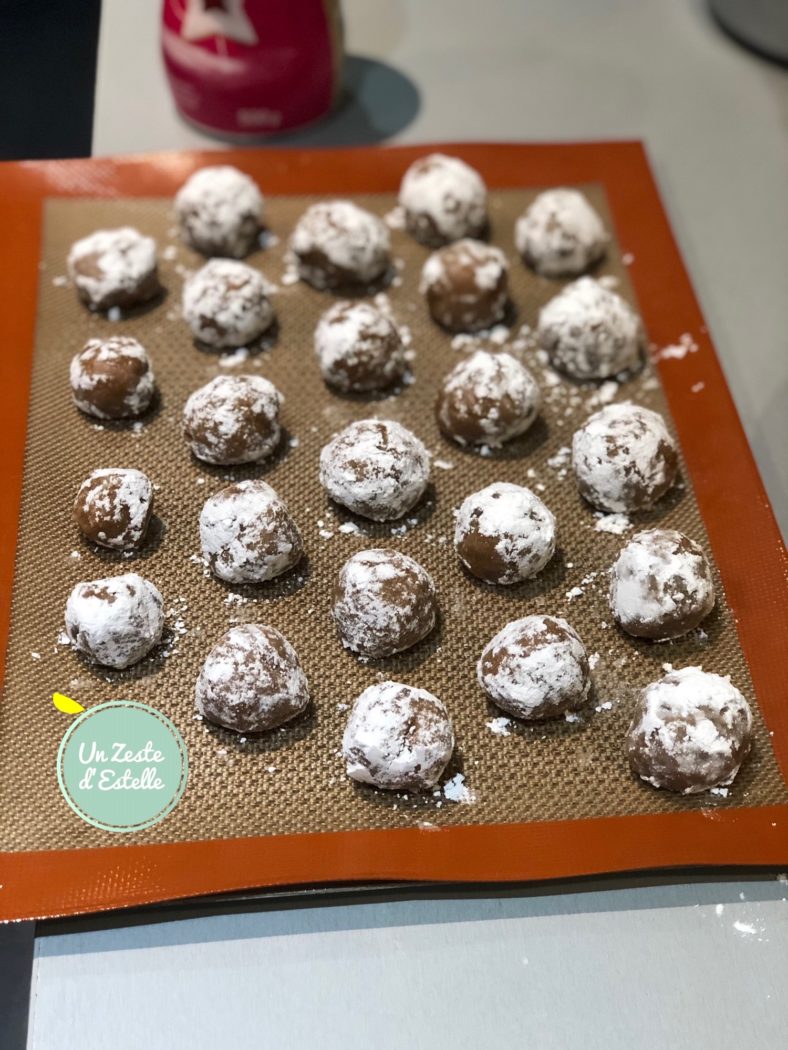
[2,187,785,852]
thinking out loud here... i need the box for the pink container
[161,0,344,138]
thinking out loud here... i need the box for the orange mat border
[0,142,786,922]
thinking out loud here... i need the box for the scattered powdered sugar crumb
[319,528,335,539]
[588,652,600,669]
[162,245,178,261]
[594,700,613,713]
[594,513,631,535]
[107,306,122,322]
[69,550,81,559]
[338,521,361,535]
[691,381,705,393]
[486,717,513,736]
[599,274,619,289]
[547,446,571,470]
[336,702,349,712]
[259,229,279,249]
[564,711,582,723]
[566,586,584,600]
[434,459,455,470]
[653,333,699,361]
[622,252,635,265]
[588,380,620,408]
[443,773,475,804]
[218,347,250,367]
[710,786,730,798]
[30,651,41,661]
[384,205,406,229]
[52,274,69,287]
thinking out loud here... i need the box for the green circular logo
[56,700,188,833]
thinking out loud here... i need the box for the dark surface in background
[0,0,102,160]
[0,921,34,1047]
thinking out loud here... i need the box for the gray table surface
[25,0,788,1047]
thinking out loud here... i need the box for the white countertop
[26,1,788,1046]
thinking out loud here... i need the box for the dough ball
[572,403,678,513]
[537,277,643,379]
[478,615,591,721]
[182,259,274,349]
[436,350,540,448]
[290,200,391,290]
[199,479,303,584]
[332,549,437,658]
[627,666,752,794]
[420,239,508,332]
[515,188,608,276]
[399,153,488,247]
[455,483,555,584]
[69,336,156,420]
[73,468,153,550]
[195,624,310,734]
[319,419,430,521]
[65,572,164,670]
[314,300,406,393]
[610,529,715,640]
[175,165,263,258]
[67,226,160,311]
[342,680,454,791]
[183,374,283,465]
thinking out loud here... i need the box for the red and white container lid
[161,0,344,137]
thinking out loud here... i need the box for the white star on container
[181,0,259,46]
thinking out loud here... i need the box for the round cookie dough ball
[182,259,274,349]
[175,165,263,258]
[290,200,391,290]
[478,615,591,721]
[183,374,283,465]
[70,336,156,420]
[610,529,715,641]
[420,239,509,332]
[571,403,678,513]
[399,153,488,247]
[627,666,753,794]
[73,468,153,551]
[515,188,608,277]
[537,277,643,379]
[199,479,303,584]
[67,226,160,312]
[314,300,406,393]
[454,483,555,584]
[332,549,437,658]
[195,624,310,734]
[319,419,430,521]
[65,573,164,670]
[436,350,540,448]
[342,680,454,791]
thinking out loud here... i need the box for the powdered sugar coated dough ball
[342,680,454,791]
[314,300,406,393]
[399,153,488,247]
[538,277,643,379]
[182,259,274,349]
[572,403,678,513]
[421,239,509,332]
[610,529,715,640]
[290,200,391,290]
[73,468,153,551]
[175,165,263,258]
[199,479,303,584]
[332,549,437,658]
[67,226,160,311]
[478,615,591,721]
[70,336,156,419]
[65,573,164,669]
[515,188,608,277]
[183,374,282,465]
[454,483,555,584]
[436,350,540,448]
[319,419,431,521]
[627,666,752,794]
[196,624,310,734]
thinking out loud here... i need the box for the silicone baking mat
[0,143,786,920]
